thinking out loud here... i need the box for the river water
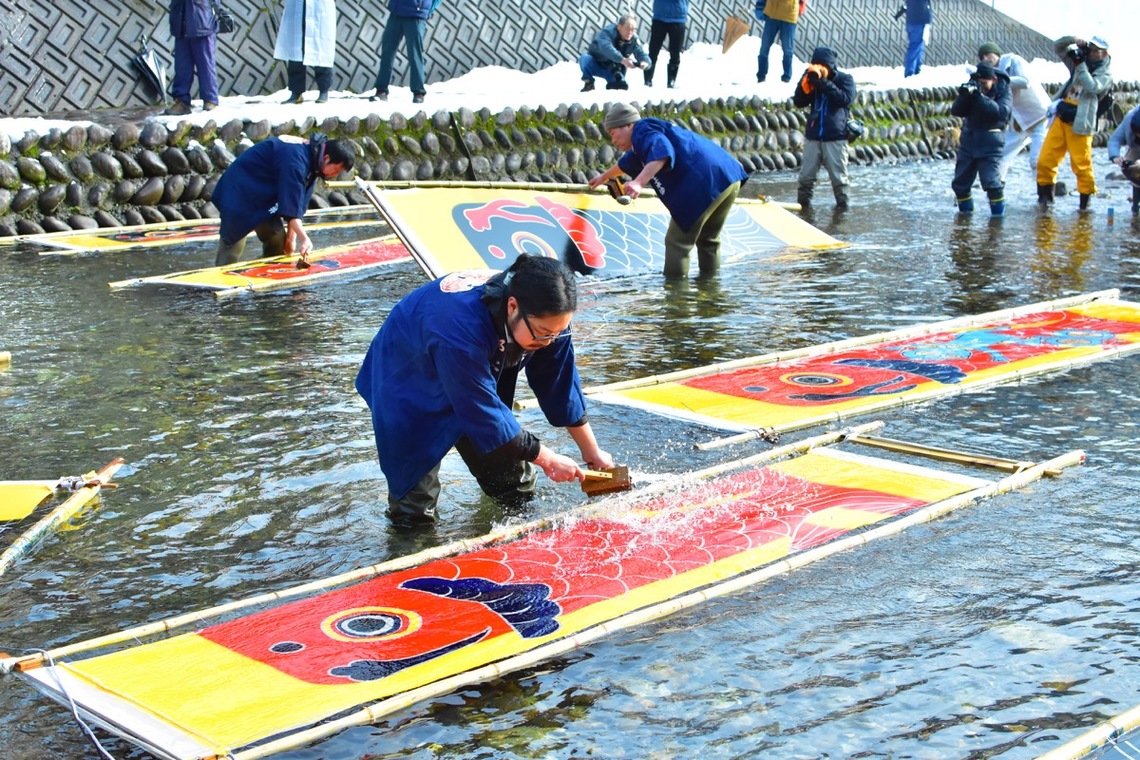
[1,154,1138,759]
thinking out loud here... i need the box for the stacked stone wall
[1,84,1135,237]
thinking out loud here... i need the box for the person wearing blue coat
[356,255,614,525]
[1108,106,1140,213]
[589,102,750,278]
[580,15,650,92]
[212,134,354,266]
[646,0,688,88]
[166,0,219,115]
[372,0,441,104]
[792,46,857,210]
[897,0,932,77]
[950,62,1011,216]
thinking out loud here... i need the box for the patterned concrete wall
[0,0,1054,117]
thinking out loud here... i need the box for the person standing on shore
[580,14,650,92]
[645,0,688,89]
[165,0,219,116]
[275,0,338,104]
[588,102,749,279]
[896,0,932,78]
[754,0,807,84]
[372,0,442,104]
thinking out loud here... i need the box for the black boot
[797,187,813,209]
[1132,186,1140,214]
[1079,192,1091,210]
[1037,184,1054,206]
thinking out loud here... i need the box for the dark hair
[325,139,355,171]
[507,254,577,317]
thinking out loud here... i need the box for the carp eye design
[320,607,423,643]
[779,372,853,387]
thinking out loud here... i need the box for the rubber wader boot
[1037,184,1054,206]
[957,196,975,214]
[989,199,1005,217]
[1079,193,1092,210]
[797,187,813,209]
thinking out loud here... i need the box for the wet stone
[218,119,244,143]
[63,126,87,152]
[495,107,516,127]
[416,159,434,180]
[247,119,273,142]
[161,175,187,203]
[342,116,361,135]
[67,214,98,230]
[15,219,45,235]
[388,112,407,131]
[16,157,46,183]
[399,135,422,155]
[139,122,168,149]
[157,205,182,221]
[122,209,145,226]
[41,216,70,232]
[87,182,112,208]
[422,132,440,154]
[15,131,39,154]
[94,210,122,228]
[11,187,37,213]
[65,182,82,207]
[138,206,166,224]
[136,149,169,176]
[112,123,140,151]
[0,189,9,215]
[161,147,190,174]
[209,141,235,170]
[178,203,202,219]
[392,159,415,180]
[114,151,145,179]
[186,147,212,174]
[131,176,165,205]
[69,155,94,182]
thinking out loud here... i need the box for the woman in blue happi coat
[356,254,614,525]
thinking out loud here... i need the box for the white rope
[14,647,118,760]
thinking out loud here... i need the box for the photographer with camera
[974,42,1051,183]
[1108,106,1140,214]
[1036,35,1113,210]
[792,46,857,211]
[950,62,1011,216]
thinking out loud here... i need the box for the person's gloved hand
[958,81,978,97]
[807,68,820,84]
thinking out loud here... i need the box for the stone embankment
[1,83,1136,236]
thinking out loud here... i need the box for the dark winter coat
[951,71,1012,156]
[905,0,932,25]
[169,0,217,38]
[792,47,857,143]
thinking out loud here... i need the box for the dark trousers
[646,20,685,84]
[952,134,1004,203]
[374,16,427,95]
[171,35,219,104]
[287,60,333,96]
[387,436,538,524]
[215,218,286,266]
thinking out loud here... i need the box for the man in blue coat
[589,102,749,278]
[950,62,1011,216]
[792,46,857,210]
[211,134,354,266]
[372,0,441,104]
[356,255,614,525]
[897,0,932,78]
[580,14,650,92]
[166,0,220,115]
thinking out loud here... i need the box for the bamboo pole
[515,289,1122,410]
[695,332,1140,450]
[339,179,801,211]
[847,434,1065,476]
[0,459,125,577]
[0,351,10,365]
[1034,701,1140,760]
[232,446,1084,760]
[2,422,881,673]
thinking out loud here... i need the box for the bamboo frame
[231,446,1084,760]
[2,422,882,675]
[340,178,796,208]
[847,434,1064,476]
[1035,701,1140,760]
[0,459,125,577]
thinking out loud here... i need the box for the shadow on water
[1,153,1139,758]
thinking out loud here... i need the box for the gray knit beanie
[603,102,641,130]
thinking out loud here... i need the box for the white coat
[274,0,337,68]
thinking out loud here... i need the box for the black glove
[893,4,906,20]
[958,82,978,97]
[807,69,820,83]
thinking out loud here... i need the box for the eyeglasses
[519,308,572,344]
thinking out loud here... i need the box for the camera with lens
[1064,42,1087,64]
[958,80,979,97]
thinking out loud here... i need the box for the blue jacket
[212,136,321,244]
[388,0,440,20]
[792,47,857,142]
[169,0,217,38]
[618,118,749,232]
[905,0,932,25]
[356,271,587,499]
[1108,105,1140,161]
[652,0,689,23]
[587,24,650,73]
[951,71,1011,157]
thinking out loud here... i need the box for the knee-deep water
[1,153,1139,759]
